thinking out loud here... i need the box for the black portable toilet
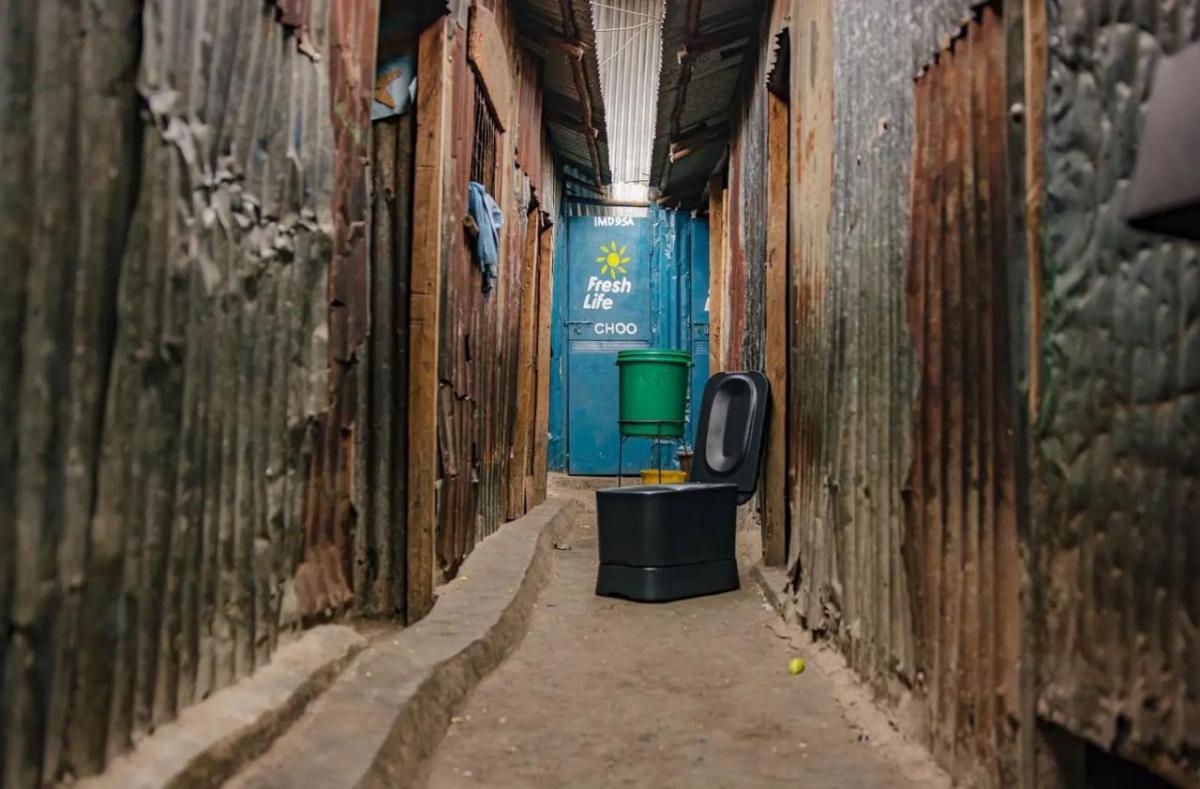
[594,371,770,602]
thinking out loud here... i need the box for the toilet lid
[689,371,770,504]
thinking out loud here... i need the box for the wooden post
[708,178,726,375]
[531,222,556,503]
[408,17,451,623]
[508,210,541,516]
[762,91,789,566]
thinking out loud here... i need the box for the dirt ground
[424,479,944,788]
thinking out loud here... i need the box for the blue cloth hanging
[467,181,503,293]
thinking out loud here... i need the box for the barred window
[471,79,499,192]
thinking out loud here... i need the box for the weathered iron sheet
[786,0,917,691]
[911,0,976,76]
[1035,1,1200,783]
[0,0,378,783]
[726,39,768,372]
[433,0,561,577]
[905,7,1021,781]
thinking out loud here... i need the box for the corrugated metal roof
[592,0,664,195]
[649,0,762,205]
[515,0,613,185]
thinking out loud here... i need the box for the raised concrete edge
[750,563,790,618]
[78,625,366,789]
[228,495,583,789]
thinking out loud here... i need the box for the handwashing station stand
[595,371,770,602]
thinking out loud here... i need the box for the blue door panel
[566,343,652,475]
[566,215,653,475]
[555,211,711,475]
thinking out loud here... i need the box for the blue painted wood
[547,222,569,471]
[550,209,711,475]
[565,215,653,474]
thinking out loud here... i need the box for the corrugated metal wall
[787,0,917,685]
[725,15,770,375]
[712,0,1198,784]
[434,1,553,578]
[0,0,378,784]
[906,7,1020,780]
[363,79,416,618]
[1034,1,1200,782]
[783,0,1024,784]
[785,0,836,652]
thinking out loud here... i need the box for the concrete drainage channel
[81,497,582,789]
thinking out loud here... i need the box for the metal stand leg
[656,422,664,479]
[618,434,623,487]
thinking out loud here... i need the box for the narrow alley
[424,480,945,789]
[3,0,1198,787]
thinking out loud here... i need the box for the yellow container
[640,469,688,485]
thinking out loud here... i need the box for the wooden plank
[708,179,726,374]
[468,3,512,130]
[504,207,537,510]
[762,91,789,567]
[531,223,556,504]
[408,16,452,623]
[508,210,540,514]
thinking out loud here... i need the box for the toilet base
[595,559,739,603]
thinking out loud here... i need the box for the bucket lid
[615,349,692,364]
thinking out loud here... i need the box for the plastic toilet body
[595,371,769,602]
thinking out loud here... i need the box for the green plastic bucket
[616,349,692,438]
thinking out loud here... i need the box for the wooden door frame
[407,16,452,623]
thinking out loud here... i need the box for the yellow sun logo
[596,241,632,279]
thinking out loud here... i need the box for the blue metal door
[688,219,710,446]
[565,215,653,474]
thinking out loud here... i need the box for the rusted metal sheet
[428,0,585,577]
[911,0,976,76]
[361,102,416,618]
[786,0,916,697]
[725,24,769,373]
[1,1,379,783]
[1034,1,1200,783]
[432,0,543,577]
[516,50,545,197]
[785,0,836,657]
[297,0,380,622]
[905,7,1020,782]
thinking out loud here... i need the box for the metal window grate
[471,79,498,192]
